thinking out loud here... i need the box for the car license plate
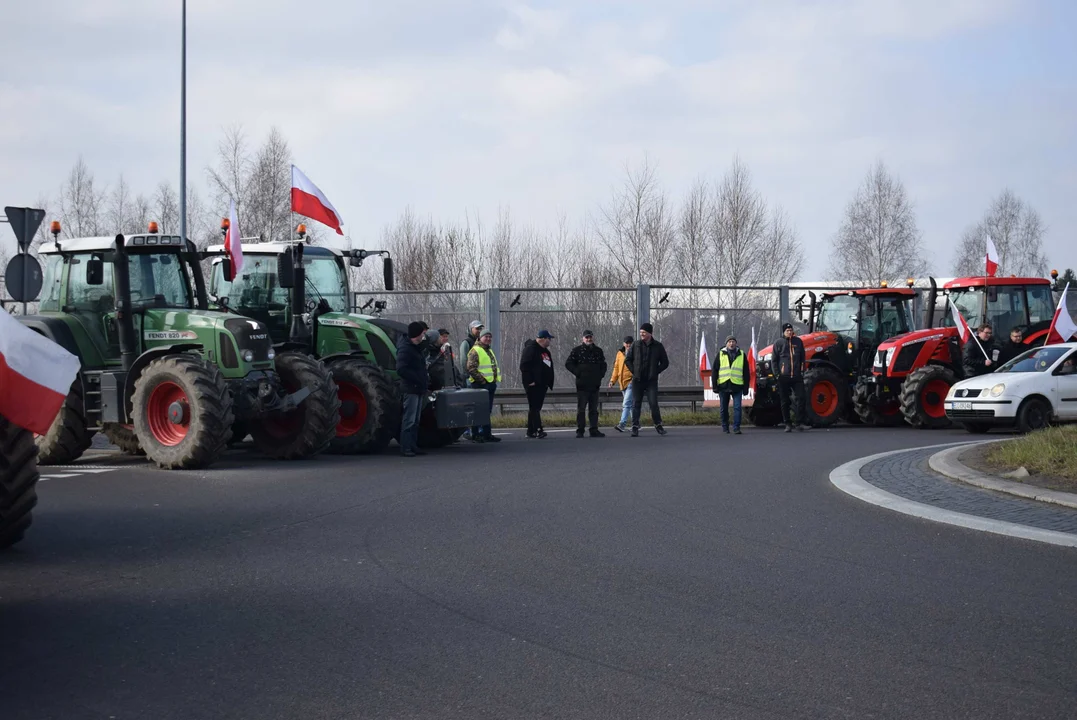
[950,401,973,411]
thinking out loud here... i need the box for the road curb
[829,442,1077,549]
[929,442,1077,510]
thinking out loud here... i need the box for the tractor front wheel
[803,367,848,428]
[132,355,234,469]
[0,415,39,549]
[249,353,340,460]
[853,379,904,427]
[34,377,94,465]
[899,365,955,429]
[328,359,400,455]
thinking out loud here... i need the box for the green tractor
[205,226,490,451]
[16,223,339,469]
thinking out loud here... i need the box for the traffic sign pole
[21,210,28,314]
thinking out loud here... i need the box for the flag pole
[179,0,187,244]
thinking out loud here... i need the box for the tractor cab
[812,288,915,373]
[941,277,1056,343]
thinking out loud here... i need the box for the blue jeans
[401,393,422,452]
[470,381,497,438]
[719,390,742,430]
[618,384,633,426]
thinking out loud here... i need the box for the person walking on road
[396,321,429,457]
[466,329,502,443]
[608,336,634,432]
[624,323,669,437]
[963,324,999,378]
[773,322,808,433]
[565,330,608,438]
[520,330,555,439]
[713,335,750,435]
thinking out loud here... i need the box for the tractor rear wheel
[853,379,904,427]
[803,367,848,428]
[249,352,340,460]
[0,415,39,549]
[132,354,234,469]
[900,365,956,429]
[102,423,145,455]
[328,359,399,455]
[34,377,94,465]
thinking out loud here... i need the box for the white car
[945,342,1077,433]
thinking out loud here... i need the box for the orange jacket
[608,349,633,390]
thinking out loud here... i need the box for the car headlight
[990,383,1005,397]
[946,385,956,399]
[267,348,276,360]
[242,349,255,363]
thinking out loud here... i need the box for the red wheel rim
[336,381,368,437]
[920,379,950,419]
[810,380,839,417]
[147,381,190,446]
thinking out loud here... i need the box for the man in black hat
[396,321,430,456]
[712,334,750,434]
[772,322,808,432]
[623,322,670,436]
[520,329,555,438]
[565,329,608,438]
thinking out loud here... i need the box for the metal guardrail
[491,385,708,414]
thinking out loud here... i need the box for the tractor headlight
[242,349,255,363]
[267,348,276,360]
[990,383,1006,397]
[763,353,773,362]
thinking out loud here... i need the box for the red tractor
[750,285,917,427]
[855,275,1057,428]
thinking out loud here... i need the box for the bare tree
[107,174,133,231]
[829,159,928,285]
[206,125,252,216]
[59,156,106,238]
[952,189,1048,277]
[154,182,179,233]
[132,193,152,233]
[249,127,292,242]
[675,178,711,287]
[763,206,803,284]
[594,158,673,285]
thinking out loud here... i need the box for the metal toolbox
[433,388,490,428]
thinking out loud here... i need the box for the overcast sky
[1,0,1074,281]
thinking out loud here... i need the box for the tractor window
[67,254,115,312]
[215,256,290,310]
[303,257,348,312]
[127,252,192,308]
[946,290,983,329]
[876,296,912,339]
[816,295,859,336]
[986,286,1029,339]
[39,255,64,312]
[1026,285,1054,326]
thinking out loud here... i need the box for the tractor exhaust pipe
[926,277,938,329]
[113,234,138,371]
[289,242,309,345]
[808,291,817,333]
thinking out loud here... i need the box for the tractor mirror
[383,257,394,291]
[349,256,363,268]
[219,257,233,285]
[277,254,296,288]
[86,256,104,286]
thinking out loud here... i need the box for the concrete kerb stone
[928,442,1077,510]
[829,442,1077,549]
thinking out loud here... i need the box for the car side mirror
[277,254,295,288]
[383,257,394,291]
[86,256,104,286]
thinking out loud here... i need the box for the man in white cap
[459,320,484,376]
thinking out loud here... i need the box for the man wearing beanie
[772,322,808,432]
[623,322,670,437]
[565,329,608,438]
[712,335,750,434]
[396,321,430,456]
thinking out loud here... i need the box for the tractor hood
[876,326,957,352]
[141,308,275,369]
[756,331,838,360]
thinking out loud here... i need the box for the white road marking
[37,466,121,482]
[39,474,81,479]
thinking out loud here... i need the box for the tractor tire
[803,367,848,428]
[328,359,400,455]
[34,377,94,466]
[900,365,956,429]
[102,423,145,455]
[853,379,904,427]
[0,415,39,549]
[748,405,783,427]
[249,352,340,460]
[131,354,234,469]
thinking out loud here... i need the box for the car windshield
[127,252,192,308]
[816,295,859,336]
[996,346,1070,373]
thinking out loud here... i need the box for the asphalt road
[2,425,1076,719]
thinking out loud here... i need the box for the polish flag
[0,310,81,435]
[949,299,972,343]
[985,237,999,277]
[1046,283,1077,344]
[748,326,758,391]
[698,331,711,382]
[291,165,344,235]
[224,198,243,281]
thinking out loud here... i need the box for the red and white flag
[1046,283,1077,344]
[0,310,81,435]
[698,331,711,381]
[291,165,344,235]
[949,299,972,343]
[985,237,999,277]
[748,326,758,391]
[224,198,243,281]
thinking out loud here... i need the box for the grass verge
[491,409,727,429]
[984,425,1077,483]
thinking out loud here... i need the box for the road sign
[5,254,43,303]
[4,206,46,252]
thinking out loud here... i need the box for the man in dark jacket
[772,322,808,432]
[396,321,430,457]
[996,326,1026,366]
[624,323,670,437]
[520,330,555,438]
[712,335,750,434]
[963,324,999,378]
[565,330,608,438]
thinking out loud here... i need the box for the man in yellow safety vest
[711,335,750,434]
[466,329,502,443]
